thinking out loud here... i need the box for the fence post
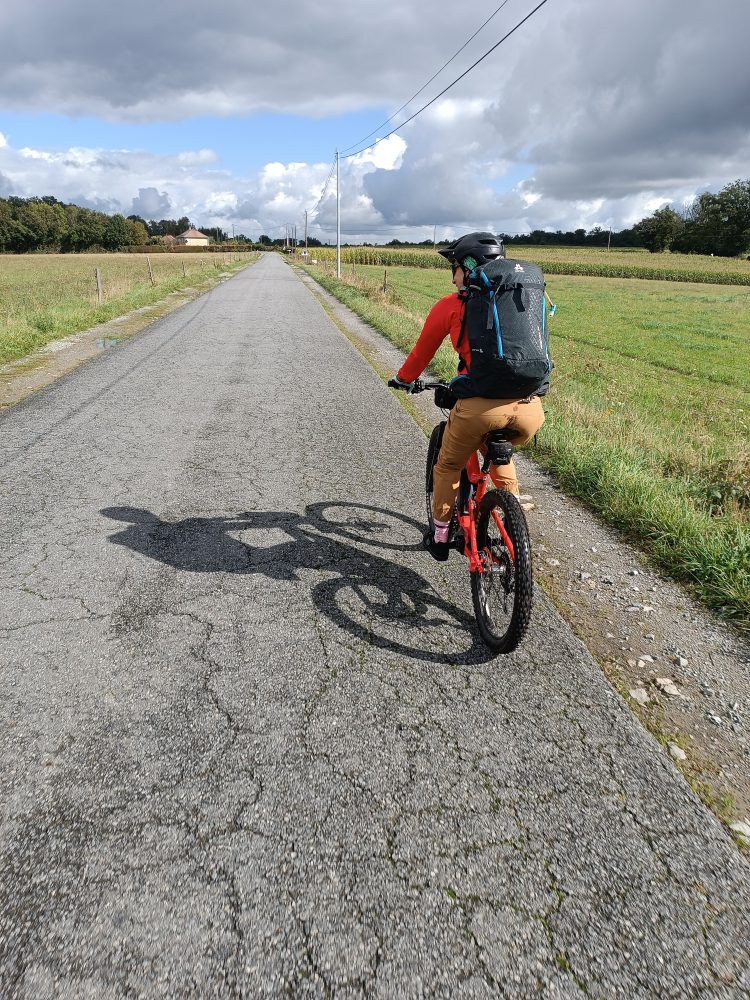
[146,255,155,286]
[383,268,388,293]
[95,268,103,305]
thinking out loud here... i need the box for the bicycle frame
[395,377,534,653]
[457,451,516,574]
[399,377,518,576]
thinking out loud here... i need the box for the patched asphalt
[1,253,748,999]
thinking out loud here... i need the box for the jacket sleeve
[396,296,455,384]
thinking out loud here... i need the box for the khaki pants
[432,395,545,521]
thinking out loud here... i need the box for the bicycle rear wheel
[470,490,533,654]
[425,421,446,532]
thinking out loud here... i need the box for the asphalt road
[1,253,748,999]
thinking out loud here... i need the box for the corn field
[304,246,750,286]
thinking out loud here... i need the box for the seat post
[486,430,514,467]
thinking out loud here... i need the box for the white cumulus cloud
[0,0,748,240]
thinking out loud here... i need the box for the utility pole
[433,225,437,248]
[304,210,308,250]
[336,150,341,278]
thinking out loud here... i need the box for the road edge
[293,262,750,853]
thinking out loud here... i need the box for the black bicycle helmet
[438,231,505,269]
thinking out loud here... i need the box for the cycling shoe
[423,529,449,562]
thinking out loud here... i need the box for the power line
[342,0,551,160]
[339,0,512,156]
[308,156,337,219]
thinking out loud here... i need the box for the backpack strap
[456,303,468,371]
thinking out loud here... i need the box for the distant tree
[611,227,642,248]
[587,226,608,247]
[679,180,750,256]
[633,206,684,252]
[63,205,106,251]
[259,234,273,245]
[151,218,185,237]
[126,218,149,246]
[102,214,131,251]
[15,198,68,250]
[200,226,227,243]
[0,198,32,251]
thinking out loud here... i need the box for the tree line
[631,179,750,256]
[2,179,748,256]
[0,196,236,253]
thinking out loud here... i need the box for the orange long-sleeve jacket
[396,293,469,384]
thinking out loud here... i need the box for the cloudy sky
[1,0,748,243]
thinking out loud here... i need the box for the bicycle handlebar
[388,377,448,394]
[411,379,447,393]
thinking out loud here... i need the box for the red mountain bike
[408,380,534,654]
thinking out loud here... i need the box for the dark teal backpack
[450,258,553,399]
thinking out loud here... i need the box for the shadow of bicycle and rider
[100,501,494,664]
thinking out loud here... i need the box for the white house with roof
[176,227,210,247]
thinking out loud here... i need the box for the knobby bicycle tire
[470,490,533,654]
[425,421,446,532]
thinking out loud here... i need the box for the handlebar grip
[388,377,424,393]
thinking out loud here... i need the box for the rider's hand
[388,375,416,393]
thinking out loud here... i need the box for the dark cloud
[131,187,173,218]
[0,1,450,119]
[364,151,503,228]
[69,193,123,213]
[1,0,749,237]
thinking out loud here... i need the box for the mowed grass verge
[0,252,256,365]
[301,259,750,631]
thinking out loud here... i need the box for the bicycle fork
[459,503,516,573]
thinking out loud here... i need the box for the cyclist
[389,232,547,561]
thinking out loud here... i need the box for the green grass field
[302,257,750,630]
[0,252,255,365]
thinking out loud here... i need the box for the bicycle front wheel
[470,490,533,654]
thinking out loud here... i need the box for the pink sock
[433,518,450,543]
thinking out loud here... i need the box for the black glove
[388,375,416,393]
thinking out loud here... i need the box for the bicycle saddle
[485,430,514,466]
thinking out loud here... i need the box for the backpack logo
[514,263,524,272]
